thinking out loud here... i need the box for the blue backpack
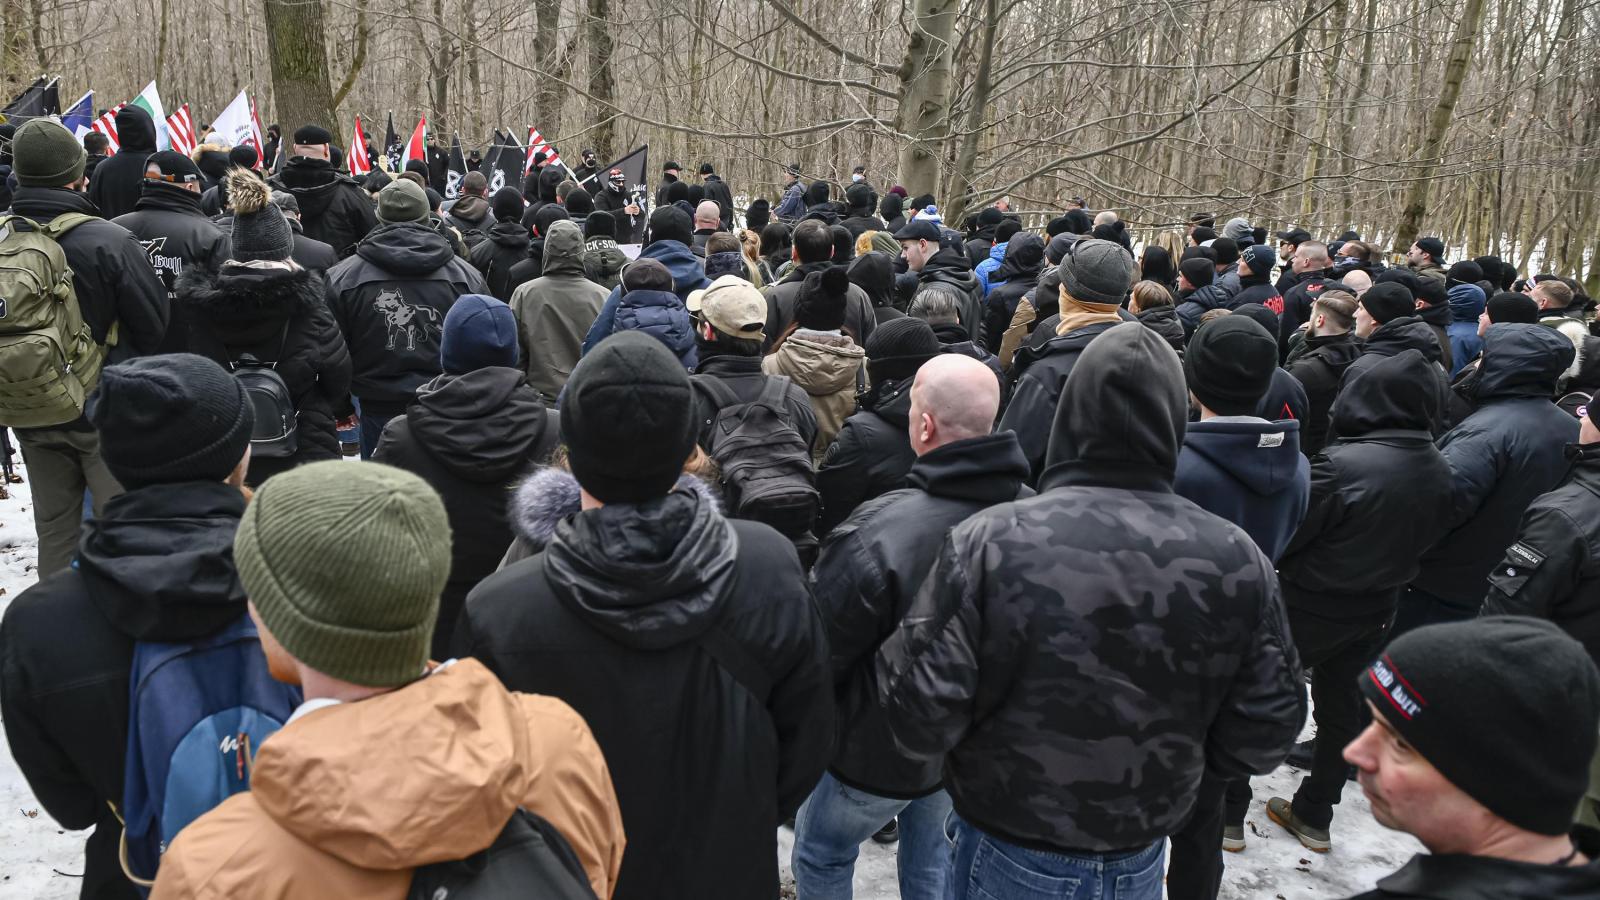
[118,614,302,890]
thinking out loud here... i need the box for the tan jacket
[150,659,625,900]
[762,332,865,460]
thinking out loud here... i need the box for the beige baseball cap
[687,275,767,340]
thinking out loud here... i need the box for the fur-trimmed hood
[178,262,326,324]
[506,468,722,557]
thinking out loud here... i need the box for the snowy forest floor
[0,455,1423,899]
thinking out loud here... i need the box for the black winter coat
[272,157,379,258]
[1136,306,1185,353]
[373,367,559,657]
[764,260,878,350]
[1000,319,1121,482]
[1285,331,1362,455]
[179,264,352,484]
[1232,270,1282,311]
[85,106,156,220]
[459,484,833,900]
[814,433,1030,798]
[468,221,532,301]
[1417,299,1455,375]
[1413,324,1579,605]
[691,353,819,451]
[931,322,1007,404]
[701,174,735,229]
[1278,350,1457,619]
[1336,317,1453,438]
[0,483,254,900]
[816,378,917,534]
[112,182,231,355]
[1276,269,1336,354]
[1484,441,1600,666]
[914,247,983,339]
[287,219,339,273]
[875,322,1304,854]
[9,187,169,362]
[1175,283,1236,334]
[981,234,1045,352]
[324,222,488,407]
[1344,828,1600,899]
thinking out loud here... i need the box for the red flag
[404,118,427,165]
[348,115,372,175]
[524,127,563,173]
[248,95,265,158]
[166,104,196,156]
[91,103,125,154]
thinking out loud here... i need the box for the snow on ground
[0,454,1422,898]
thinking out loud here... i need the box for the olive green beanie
[11,118,86,187]
[234,460,452,687]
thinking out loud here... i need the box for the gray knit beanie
[234,461,451,687]
[226,169,294,263]
[1057,238,1136,306]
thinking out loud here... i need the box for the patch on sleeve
[1506,541,1546,570]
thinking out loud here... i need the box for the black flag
[497,128,526,197]
[383,113,402,173]
[598,145,649,244]
[445,133,468,199]
[2,78,60,120]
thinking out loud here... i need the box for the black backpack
[407,808,597,900]
[229,322,298,459]
[693,375,819,538]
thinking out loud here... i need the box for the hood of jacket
[992,233,1046,282]
[1040,322,1186,490]
[1448,282,1487,323]
[249,658,570,870]
[1364,315,1444,365]
[179,261,323,325]
[1182,418,1305,497]
[1332,349,1442,435]
[114,105,157,153]
[545,483,738,649]
[356,222,456,276]
[848,252,896,308]
[448,195,490,226]
[906,432,1030,502]
[409,368,552,481]
[536,166,565,203]
[486,220,530,250]
[76,481,249,643]
[860,376,914,425]
[1476,322,1576,400]
[540,219,586,277]
[132,180,208,217]
[767,333,865,395]
[920,246,979,292]
[1418,299,1451,329]
[275,157,360,219]
[508,469,719,554]
[641,239,708,296]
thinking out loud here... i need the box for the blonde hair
[1151,230,1184,260]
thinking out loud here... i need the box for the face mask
[851,173,863,182]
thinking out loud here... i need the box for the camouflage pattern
[876,484,1306,852]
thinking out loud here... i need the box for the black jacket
[1277,269,1336,354]
[324,222,488,407]
[271,157,379,258]
[702,174,735,229]
[0,482,252,900]
[1417,299,1456,376]
[287,219,339,273]
[815,433,1030,798]
[1337,316,1454,438]
[764,260,878,349]
[1278,351,1457,620]
[840,213,884,239]
[915,247,983,339]
[9,186,169,362]
[1483,442,1600,664]
[112,182,231,355]
[1136,305,1185,354]
[1286,331,1362,455]
[931,322,1007,404]
[1232,270,1282,311]
[179,264,352,483]
[981,234,1046,352]
[459,483,833,900]
[816,377,917,534]
[1175,283,1236,334]
[468,221,532,301]
[85,106,157,220]
[1000,319,1121,483]
[1343,828,1600,899]
[690,353,819,451]
[1413,324,1579,605]
[373,367,558,657]
[875,323,1304,854]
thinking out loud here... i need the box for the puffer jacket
[1335,316,1453,438]
[85,105,157,219]
[1286,331,1363,456]
[1413,324,1579,606]
[324,222,488,407]
[974,240,1007,296]
[1278,350,1457,620]
[815,433,1030,798]
[270,157,378,258]
[981,234,1046,352]
[459,482,833,900]
[816,378,917,534]
[762,332,865,459]
[875,322,1304,854]
[372,367,560,656]
[582,239,708,353]
[147,660,626,900]
[1175,417,1310,562]
[1175,283,1236,335]
[467,220,531,300]
[614,288,697,370]
[1136,305,1185,353]
[179,264,352,483]
[510,221,611,399]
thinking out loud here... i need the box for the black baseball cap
[1275,228,1312,245]
[893,219,942,242]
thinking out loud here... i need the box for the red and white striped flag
[166,104,196,157]
[348,115,372,175]
[404,118,427,165]
[249,95,265,159]
[524,127,562,173]
[90,103,125,154]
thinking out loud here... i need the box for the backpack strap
[40,212,98,240]
[691,372,742,413]
[756,373,795,412]
[696,623,774,705]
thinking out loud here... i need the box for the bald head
[694,200,721,230]
[908,355,1000,455]
[1341,269,1373,297]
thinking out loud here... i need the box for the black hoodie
[816,378,918,533]
[982,233,1046,352]
[85,105,157,219]
[1337,316,1454,438]
[373,367,559,656]
[0,483,258,900]
[915,246,984,339]
[271,156,379,258]
[1285,330,1363,455]
[847,251,901,321]
[460,484,832,900]
[468,220,533,300]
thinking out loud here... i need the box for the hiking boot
[1287,738,1315,769]
[1222,825,1246,852]
[871,819,899,845]
[1266,797,1331,852]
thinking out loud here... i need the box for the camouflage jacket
[875,482,1305,853]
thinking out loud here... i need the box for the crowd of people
[0,110,1598,900]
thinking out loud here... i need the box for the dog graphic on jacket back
[374,288,442,352]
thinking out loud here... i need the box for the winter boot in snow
[1266,797,1330,852]
[1222,825,1246,852]
[1287,738,1316,769]
[872,819,899,845]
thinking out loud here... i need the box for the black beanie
[805,181,831,207]
[1211,237,1239,266]
[1486,291,1539,324]
[229,144,260,170]
[491,186,524,223]
[745,198,771,233]
[561,332,696,504]
[865,316,941,382]
[1180,257,1214,288]
[533,203,571,238]
[1184,316,1277,416]
[1361,282,1416,325]
[293,124,333,145]
[565,187,595,218]
[585,211,616,240]
[89,353,254,488]
[794,266,850,332]
[649,206,693,246]
[1360,617,1600,836]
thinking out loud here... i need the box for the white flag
[129,81,170,151]
[211,90,256,151]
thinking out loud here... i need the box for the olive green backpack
[0,213,105,428]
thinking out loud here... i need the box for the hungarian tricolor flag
[404,118,427,166]
[348,115,372,175]
[166,104,196,156]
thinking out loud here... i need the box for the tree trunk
[1391,0,1486,252]
[895,0,958,198]
[533,0,563,130]
[945,0,999,224]
[262,0,341,145]
[586,0,616,159]
[332,0,369,110]
[154,0,170,84]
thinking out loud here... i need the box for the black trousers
[1166,772,1254,900]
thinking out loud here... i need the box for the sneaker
[1221,825,1246,852]
[341,441,360,458]
[1266,797,1331,852]
[871,819,899,845]
[1287,738,1315,769]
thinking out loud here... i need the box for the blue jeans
[946,813,1165,900]
[355,399,402,460]
[792,772,952,900]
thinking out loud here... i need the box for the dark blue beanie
[441,295,519,375]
